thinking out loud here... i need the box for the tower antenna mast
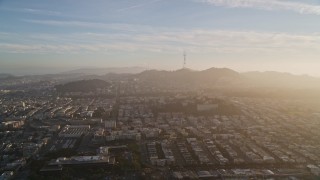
[183,51,186,69]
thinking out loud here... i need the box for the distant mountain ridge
[0,73,14,79]
[136,67,240,88]
[63,67,147,75]
[131,67,320,89]
[55,79,110,93]
[242,71,320,88]
[36,67,320,93]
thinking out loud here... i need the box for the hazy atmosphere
[2,1,320,179]
[1,0,320,75]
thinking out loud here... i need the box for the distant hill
[63,67,147,75]
[52,67,320,97]
[55,79,110,93]
[0,74,14,79]
[136,67,240,88]
[135,68,320,89]
[242,71,320,88]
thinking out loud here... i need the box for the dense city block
[0,73,320,180]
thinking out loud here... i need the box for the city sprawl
[0,73,320,180]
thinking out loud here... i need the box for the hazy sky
[1,0,320,76]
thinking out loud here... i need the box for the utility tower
[183,51,187,69]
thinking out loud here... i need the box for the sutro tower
[183,51,187,69]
